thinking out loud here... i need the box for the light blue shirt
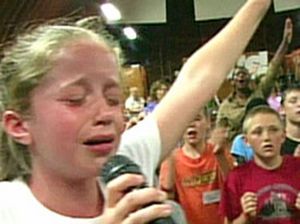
[231,134,254,161]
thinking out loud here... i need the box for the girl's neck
[29,167,103,218]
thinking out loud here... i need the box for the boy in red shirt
[220,106,300,223]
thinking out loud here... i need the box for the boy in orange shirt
[159,108,233,224]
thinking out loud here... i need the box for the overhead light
[100,3,121,21]
[123,27,137,40]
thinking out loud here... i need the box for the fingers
[295,192,300,210]
[284,17,293,43]
[210,127,229,154]
[103,174,172,224]
[115,187,169,218]
[241,192,257,217]
[285,17,293,30]
[118,189,171,224]
[105,174,145,207]
[123,203,172,224]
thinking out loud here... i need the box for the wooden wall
[121,65,148,99]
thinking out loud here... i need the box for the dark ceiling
[0,0,299,83]
[122,1,300,83]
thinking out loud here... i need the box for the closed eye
[288,99,297,104]
[103,84,122,107]
[107,97,121,106]
[60,97,85,106]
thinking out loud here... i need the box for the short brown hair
[242,106,283,134]
[281,82,300,105]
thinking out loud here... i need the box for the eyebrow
[103,81,120,91]
[59,77,90,90]
[58,73,121,93]
[102,75,121,93]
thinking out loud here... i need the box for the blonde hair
[0,17,120,180]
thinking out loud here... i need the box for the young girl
[0,0,271,223]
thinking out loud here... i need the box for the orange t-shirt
[160,144,230,224]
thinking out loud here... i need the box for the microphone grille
[101,155,142,184]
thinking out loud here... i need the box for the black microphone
[101,154,175,224]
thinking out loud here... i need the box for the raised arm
[258,17,293,98]
[210,126,233,177]
[153,0,272,160]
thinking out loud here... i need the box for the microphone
[101,154,175,224]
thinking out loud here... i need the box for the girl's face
[156,84,168,101]
[26,39,124,179]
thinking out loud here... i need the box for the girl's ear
[2,110,32,145]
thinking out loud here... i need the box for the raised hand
[100,173,172,224]
[209,126,229,155]
[295,192,300,210]
[283,18,293,44]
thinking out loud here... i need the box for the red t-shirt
[220,156,300,223]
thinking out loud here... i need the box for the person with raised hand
[216,17,293,141]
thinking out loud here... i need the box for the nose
[188,121,196,128]
[93,100,114,126]
[261,129,271,141]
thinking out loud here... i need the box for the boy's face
[183,112,208,146]
[25,39,124,179]
[282,89,300,125]
[245,113,285,161]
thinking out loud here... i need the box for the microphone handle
[148,216,175,224]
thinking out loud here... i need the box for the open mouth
[237,79,247,85]
[83,138,114,146]
[186,129,198,139]
[83,136,115,155]
[262,144,273,150]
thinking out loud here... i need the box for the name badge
[203,189,221,204]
